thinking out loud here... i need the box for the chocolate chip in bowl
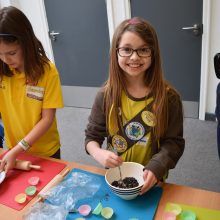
[112,177,139,189]
[105,162,144,200]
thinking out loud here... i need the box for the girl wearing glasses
[85,17,185,194]
[0,6,63,172]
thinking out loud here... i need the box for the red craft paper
[0,152,66,210]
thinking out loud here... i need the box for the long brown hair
[104,17,175,140]
[0,6,49,83]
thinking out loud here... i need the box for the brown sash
[107,98,155,156]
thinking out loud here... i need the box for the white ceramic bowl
[105,162,144,200]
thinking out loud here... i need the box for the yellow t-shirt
[108,91,153,166]
[0,62,64,156]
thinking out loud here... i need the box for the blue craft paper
[66,168,163,220]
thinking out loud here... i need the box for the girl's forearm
[86,141,101,159]
[22,109,56,147]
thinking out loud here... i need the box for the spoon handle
[118,166,122,180]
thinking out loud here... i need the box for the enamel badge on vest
[125,122,145,141]
[112,135,127,153]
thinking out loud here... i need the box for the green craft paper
[165,202,220,220]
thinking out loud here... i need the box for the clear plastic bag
[42,171,101,211]
[23,202,68,220]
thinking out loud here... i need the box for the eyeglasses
[117,47,152,58]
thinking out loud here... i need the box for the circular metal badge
[112,135,127,153]
[141,110,156,127]
[125,122,145,141]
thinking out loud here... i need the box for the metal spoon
[111,148,125,187]
[118,166,126,188]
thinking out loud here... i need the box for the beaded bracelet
[18,139,30,151]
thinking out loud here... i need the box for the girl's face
[0,41,24,72]
[117,31,152,80]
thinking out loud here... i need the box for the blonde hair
[104,17,176,140]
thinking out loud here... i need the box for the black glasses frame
[117,47,152,58]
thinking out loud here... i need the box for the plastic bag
[23,202,68,220]
[42,171,101,211]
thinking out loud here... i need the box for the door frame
[32,0,210,119]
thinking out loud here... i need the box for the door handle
[49,30,60,41]
[182,24,202,36]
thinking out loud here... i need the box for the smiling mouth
[127,63,143,68]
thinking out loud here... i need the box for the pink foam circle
[163,211,176,220]
[78,204,91,216]
[28,176,40,185]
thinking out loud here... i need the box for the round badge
[141,110,156,127]
[112,135,127,153]
[125,122,145,141]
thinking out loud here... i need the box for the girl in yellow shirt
[0,6,64,172]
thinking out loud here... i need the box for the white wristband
[18,139,30,151]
